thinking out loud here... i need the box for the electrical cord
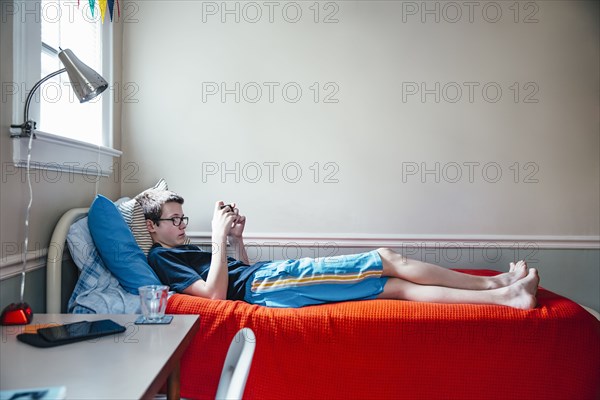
[20,131,35,303]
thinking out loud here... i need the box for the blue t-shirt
[147,243,264,301]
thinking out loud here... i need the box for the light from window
[40,0,104,145]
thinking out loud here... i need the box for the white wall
[121,1,599,242]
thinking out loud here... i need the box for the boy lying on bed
[138,190,539,310]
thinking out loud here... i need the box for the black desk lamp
[1,49,108,325]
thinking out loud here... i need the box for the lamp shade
[58,49,109,103]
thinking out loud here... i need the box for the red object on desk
[0,302,33,325]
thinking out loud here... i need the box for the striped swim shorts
[244,250,388,308]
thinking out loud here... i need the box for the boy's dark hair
[136,189,184,223]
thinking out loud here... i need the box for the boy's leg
[377,248,528,290]
[377,268,539,310]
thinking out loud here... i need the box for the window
[10,0,120,176]
[40,0,105,145]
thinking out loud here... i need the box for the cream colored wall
[0,7,124,311]
[119,1,599,310]
[121,1,599,239]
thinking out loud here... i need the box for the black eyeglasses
[155,216,189,227]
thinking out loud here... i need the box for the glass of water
[138,285,169,322]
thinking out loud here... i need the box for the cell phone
[37,319,126,343]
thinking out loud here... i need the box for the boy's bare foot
[502,268,539,310]
[491,260,528,288]
[509,260,528,274]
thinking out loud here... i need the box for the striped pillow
[131,201,154,255]
[117,178,168,255]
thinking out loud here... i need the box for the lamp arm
[23,68,66,122]
[11,68,67,138]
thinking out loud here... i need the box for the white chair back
[215,328,256,400]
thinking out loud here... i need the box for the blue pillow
[88,195,161,294]
[67,213,141,314]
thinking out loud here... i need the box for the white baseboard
[0,249,48,280]
[187,232,600,250]
[1,234,598,281]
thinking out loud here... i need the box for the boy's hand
[212,201,236,241]
[228,208,246,240]
[224,203,249,264]
[221,203,245,239]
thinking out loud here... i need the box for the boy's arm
[228,205,249,264]
[229,235,249,265]
[183,201,234,300]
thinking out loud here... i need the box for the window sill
[10,129,122,177]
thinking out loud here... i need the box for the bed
[46,190,600,399]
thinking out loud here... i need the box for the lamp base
[0,302,33,325]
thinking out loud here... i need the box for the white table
[0,314,200,400]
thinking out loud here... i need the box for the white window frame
[10,0,121,177]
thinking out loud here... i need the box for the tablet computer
[37,319,126,343]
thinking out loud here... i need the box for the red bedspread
[166,270,600,399]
